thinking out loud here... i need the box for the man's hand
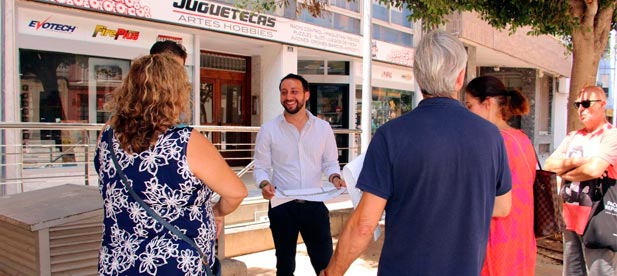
[261,182,275,200]
[329,174,347,189]
[333,177,346,189]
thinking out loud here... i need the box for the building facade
[1,1,572,195]
[447,11,572,161]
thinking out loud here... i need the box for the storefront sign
[173,0,276,28]
[92,25,140,40]
[35,0,414,67]
[18,8,194,54]
[358,62,415,86]
[28,17,77,33]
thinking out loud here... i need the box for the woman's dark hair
[465,75,529,120]
[150,40,188,62]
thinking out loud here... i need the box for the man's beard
[283,100,305,114]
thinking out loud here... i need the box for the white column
[2,0,20,195]
[360,0,372,152]
[260,44,297,123]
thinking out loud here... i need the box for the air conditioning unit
[558,77,570,94]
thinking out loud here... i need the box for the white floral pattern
[95,126,216,276]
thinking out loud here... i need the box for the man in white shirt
[253,73,346,276]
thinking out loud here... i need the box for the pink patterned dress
[481,129,537,276]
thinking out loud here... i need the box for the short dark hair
[279,73,309,91]
[150,40,187,62]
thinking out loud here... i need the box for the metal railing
[0,122,361,195]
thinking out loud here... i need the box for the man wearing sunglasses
[545,86,617,275]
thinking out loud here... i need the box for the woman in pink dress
[465,75,537,276]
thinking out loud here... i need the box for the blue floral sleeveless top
[95,126,216,276]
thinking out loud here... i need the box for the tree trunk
[567,0,614,132]
[568,32,598,132]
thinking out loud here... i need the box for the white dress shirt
[253,110,341,193]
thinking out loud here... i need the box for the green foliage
[235,0,328,17]
[241,0,617,53]
[388,0,574,36]
[242,0,617,39]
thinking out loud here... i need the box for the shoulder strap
[106,129,214,276]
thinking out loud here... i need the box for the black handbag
[583,177,617,251]
[106,129,218,276]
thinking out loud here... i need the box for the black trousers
[268,200,333,276]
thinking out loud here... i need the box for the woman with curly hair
[95,53,247,276]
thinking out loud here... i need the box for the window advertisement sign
[35,0,413,67]
[17,8,194,55]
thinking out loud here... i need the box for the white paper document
[342,153,383,241]
[270,186,345,208]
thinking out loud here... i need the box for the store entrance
[306,83,349,164]
[199,55,251,167]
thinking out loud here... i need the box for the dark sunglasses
[574,100,602,109]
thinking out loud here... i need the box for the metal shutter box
[0,184,102,276]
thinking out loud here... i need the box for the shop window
[298,60,349,76]
[298,60,325,75]
[327,61,350,75]
[19,49,129,146]
[355,86,415,134]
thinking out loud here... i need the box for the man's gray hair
[413,30,468,97]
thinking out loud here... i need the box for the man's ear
[455,69,466,91]
[305,90,310,101]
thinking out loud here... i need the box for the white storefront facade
[1,0,421,194]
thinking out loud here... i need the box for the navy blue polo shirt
[357,97,512,276]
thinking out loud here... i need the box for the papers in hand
[342,153,383,241]
[270,186,345,208]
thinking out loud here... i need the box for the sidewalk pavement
[236,182,563,275]
[234,234,563,276]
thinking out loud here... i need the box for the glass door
[307,83,349,163]
[199,68,250,166]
